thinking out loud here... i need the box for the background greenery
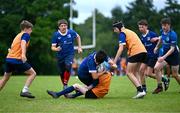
[0,76,180,113]
[0,0,180,74]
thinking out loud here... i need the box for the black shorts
[128,52,147,63]
[145,57,157,68]
[85,90,97,99]
[165,53,179,66]
[5,62,31,73]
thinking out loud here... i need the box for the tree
[0,0,75,74]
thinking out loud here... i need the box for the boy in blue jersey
[77,50,115,86]
[47,50,116,98]
[0,20,36,98]
[153,18,180,94]
[137,19,169,92]
[51,19,82,90]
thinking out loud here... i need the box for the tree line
[0,0,179,74]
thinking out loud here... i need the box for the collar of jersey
[58,30,68,36]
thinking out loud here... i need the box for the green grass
[0,76,180,113]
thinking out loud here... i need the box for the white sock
[22,86,29,93]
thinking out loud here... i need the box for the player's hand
[150,37,160,42]
[158,57,164,63]
[154,47,158,54]
[8,48,11,52]
[21,55,27,63]
[77,47,82,53]
[56,46,62,51]
[111,63,117,69]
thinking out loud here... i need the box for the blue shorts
[165,53,179,66]
[57,54,74,74]
[5,62,31,73]
[78,70,93,86]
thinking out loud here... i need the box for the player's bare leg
[127,62,146,98]
[153,61,166,94]
[0,72,11,91]
[171,66,180,85]
[20,68,36,98]
[139,63,147,92]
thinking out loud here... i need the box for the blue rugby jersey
[140,30,158,58]
[78,52,109,83]
[160,29,179,55]
[51,29,78,59]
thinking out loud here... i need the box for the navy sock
[137,86,143,92]
[158,83,162,88]
[142,84,147,92]
[56,86,75,97]
[71,91,83,98]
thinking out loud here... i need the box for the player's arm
[21,40,27,63]
[76,34,82,53]
[108,58,117,69]
[21,33,30,63]
[51,44,61,52]
[150,37,160,42]
[114,32,126,63]
[114,44,124,63]
[159,34,177,62]
[162,46,175,59]
[154,37,162,54]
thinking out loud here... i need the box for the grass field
[0,75,180,113]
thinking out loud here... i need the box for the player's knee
[73,83,80,89]
[26,69,36,77]
[32,71,36,77]
[146,71,152,76]
[171,70,179,78]
[154,66,160,73]
[3,75,10,81]
[126,71,133,76]
[65,64,72,72]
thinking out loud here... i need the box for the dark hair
[138,19,148,26]
[58,19,68,27]
[20,20,33,30]
[113,21,124,30]
[161,18,171,25]
[95,50,107,64]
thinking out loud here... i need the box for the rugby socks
[63,71,71,85]
[142,84,147,92]
[22,86,29,93]
[157,83,163,88]
[137,86,143,92]
[71,91,83,98]
[56,86,75,97]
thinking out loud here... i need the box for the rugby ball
[97,61,110,72]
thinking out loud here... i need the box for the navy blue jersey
[140,30,158,58]
[161,29,179,55]
[78,52,109,84]
[51,29,78,59]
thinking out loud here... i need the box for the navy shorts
[145,57,157,68]
[165,53,179,66]
[85,89,97,99]
[5,62,31,73]
[77,72,93,86]
[128,52,147,63]
[57,54,74,74]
